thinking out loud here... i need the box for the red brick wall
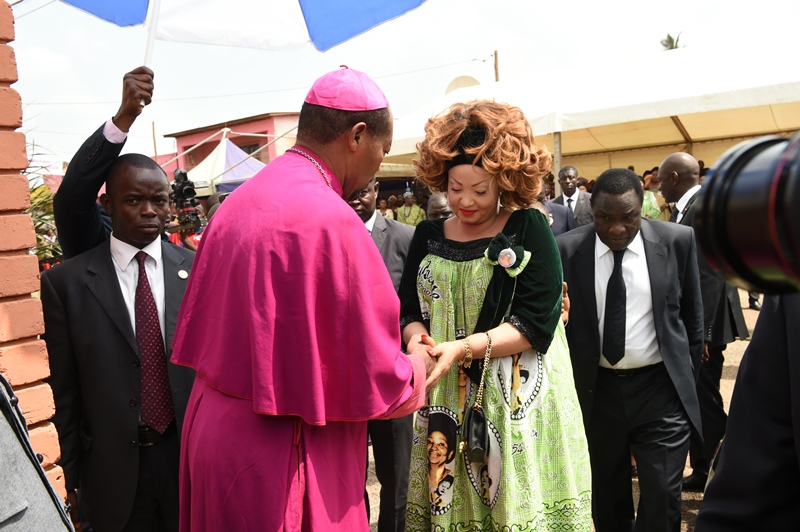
[0,2,65,495]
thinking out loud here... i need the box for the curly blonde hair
[413,100,551,210]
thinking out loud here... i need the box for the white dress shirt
[364,209,378,234]
[595,232,662,369]
[563,189,580,212]
[674,184,702,224]
[103,118,128,144]
[109,234,166,341]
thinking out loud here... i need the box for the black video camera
[167,169,203,234]
[695,130,800,293]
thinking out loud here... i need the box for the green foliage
[26,183,62,260]
[23,143,62,261]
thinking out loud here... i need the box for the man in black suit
[659,152,749,492]
[695,294,800,531]
[349,176,415,532]
[42,155,195,532]
[545,200,577,236]
[552,165,593,226]
[556,168,703,532]
[54,66,154,259]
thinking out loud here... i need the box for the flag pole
[143,0,162,66]
[141,0,162,107]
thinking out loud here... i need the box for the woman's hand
[425,341,464,390]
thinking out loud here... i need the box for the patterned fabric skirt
[406,323,592,531]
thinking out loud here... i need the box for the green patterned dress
[400,209,592,531]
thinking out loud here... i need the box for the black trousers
[365,414,413,532]
[120,423,180,532]
[689,346,727,476]
[588,363,691,532]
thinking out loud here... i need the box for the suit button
[130,441,137,448]
[130,399,138,407]
[132,359,140,368]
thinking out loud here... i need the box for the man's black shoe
[682,473,707,492]
[750,300,762,311]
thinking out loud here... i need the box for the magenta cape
[171,149,423,425]
[171,149,425,531]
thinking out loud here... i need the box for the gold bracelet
[461,339,473,368]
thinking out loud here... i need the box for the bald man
[659,152,748,492]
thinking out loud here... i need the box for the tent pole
[210,126,298,185]
[161,129,225,168]
[553,131,562,194]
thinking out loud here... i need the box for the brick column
[0,1,65,495]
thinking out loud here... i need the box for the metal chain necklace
[287,147,333,189]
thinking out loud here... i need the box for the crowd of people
[28,63,799,532]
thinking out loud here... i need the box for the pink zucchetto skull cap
[304,66,389,112]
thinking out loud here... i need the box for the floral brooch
[484,233,530,278]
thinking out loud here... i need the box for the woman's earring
[497,193,502,215]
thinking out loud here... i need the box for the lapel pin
[178,269,189,280]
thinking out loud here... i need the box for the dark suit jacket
[556,220,704,432]
[680,192,725,343]
[681,192,749,346]
[553,191,593,227]
[544,200,577,236]
[54,124,121,259]
[696,294,800,531]
[371,214,415,293]
[41,240,195,532]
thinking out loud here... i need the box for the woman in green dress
[400,101,592,531]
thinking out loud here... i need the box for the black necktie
[603,249,627,366]
[669,206,679,223]
[567,198,574,213]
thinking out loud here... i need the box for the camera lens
[694,130,800,293]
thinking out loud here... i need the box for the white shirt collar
[675,184,702,217]
[564,188,580,202]
[364,209,378,233]
[109,233,163,272]
[595,229,644,261]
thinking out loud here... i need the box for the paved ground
[366,290,759,531]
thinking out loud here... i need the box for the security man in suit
[348,176,416,532]
[658,152,749,492]
[42,154,195,532]
[556,168,703,532]
[552,165,593,226]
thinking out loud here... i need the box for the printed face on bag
[427,431,449,465]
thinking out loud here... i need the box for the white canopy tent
[388,46,800,179]
[185,128,267,196]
